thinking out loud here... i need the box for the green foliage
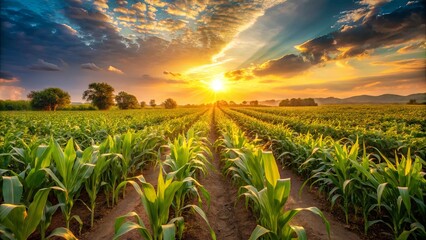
[115,91,139,109]
[164,131,211,217]
[114,169,215,240]
[0,184,76,240]
[0,100,31,111]
[163,98,178,109]
[82,82,115,110]
[279,98,317,106]
[27,88,71,111]
[44,138,95,230]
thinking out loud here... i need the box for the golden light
[210,78,225,92]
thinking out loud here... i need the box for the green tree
[27,88,70,111]
[115,91,139,109]
[140,101,146,108]
[149,99,156,108]
[82,82,115,110]
[163,98,177,109]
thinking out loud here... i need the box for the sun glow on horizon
[210,78,225,92]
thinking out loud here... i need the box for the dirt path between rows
[80,163,159,240]
[279,166,360,240]
[183,107,257,240]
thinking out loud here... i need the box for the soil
[279,166,360,240]
[183,107,257,240]
[80,163,158,240]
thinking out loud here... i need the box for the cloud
[298,1,425,63]
[108,65,124,74]
[228,1,425,79]
[29,59,61,71]
[0,71,19,83]
[163,71,182,77]
[0,86,25,100]
[224,69,254,81]
[253,54,312,77]
[397,41,426,53]
[81,63,102,71]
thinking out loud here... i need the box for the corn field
[0,105,425,240]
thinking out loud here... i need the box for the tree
[249,100,259,106]
[279,98,317,106]
[115,91,139,109]
[140,101,146,108]
[82,82,115,110]
[27,88,70,111]
[163,98,177,109]
[242,101,248,105]
[149,99,156,108]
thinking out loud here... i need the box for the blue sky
[0,0,425,103]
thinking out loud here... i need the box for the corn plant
[371,151,425,239]
[164,131,211,216]
[43,138,95,230]
[82,143,109,227]
[0,176,76,240]
[239,152,330,240]
[6,142,52,204]
[114,168,215,240]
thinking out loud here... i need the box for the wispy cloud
[29,59,61,71]
[108,66,124,74]
[81,63,102,71]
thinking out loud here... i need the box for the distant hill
[258,93,426,106]
[315,93,426,105]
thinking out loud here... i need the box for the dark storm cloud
[81,63,102,71]
[29,59,61,71]
[227,1,425,78]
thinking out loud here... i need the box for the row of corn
[231,107,426,159]
[221,107,426,239]
[0,109,213,239]
[215,108,330,240]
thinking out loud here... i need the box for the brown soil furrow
[183,107,257,240]
[80,163,159,240]
[280,166,360,240]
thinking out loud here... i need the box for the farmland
[0,105,425,240]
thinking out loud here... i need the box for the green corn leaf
[22,188,52,239]
[162,223,176,240]
[2,176,22,204]
[46,227,77,240]
[263,151,279,187]
[249,225,271,240]
[290,225,307,240]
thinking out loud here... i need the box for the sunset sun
[210,78,225,92]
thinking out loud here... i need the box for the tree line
[1,82,178,111]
